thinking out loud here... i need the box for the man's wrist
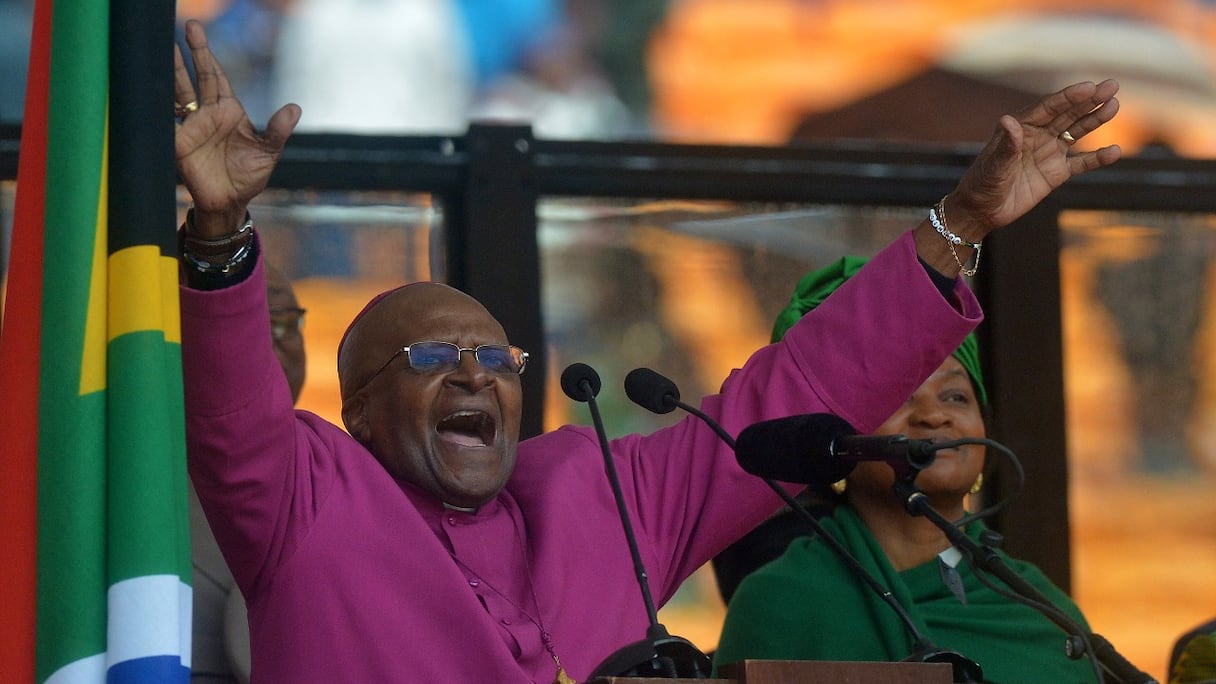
[180,216,259,290]
[187,206,250,238]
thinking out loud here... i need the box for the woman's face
[846,356,986,510]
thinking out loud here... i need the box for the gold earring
[969,473,984,496]
[831,479,847,495]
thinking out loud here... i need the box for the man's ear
[341,393,372,445]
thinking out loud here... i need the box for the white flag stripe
[106,575,192,667]
[44,654,105,684]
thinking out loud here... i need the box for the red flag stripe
[0,0,52,680]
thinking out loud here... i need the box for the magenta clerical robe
[182,229,980,682]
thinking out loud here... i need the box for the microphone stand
[562,364,712,679]
[892,479,1158,684]
[622,367,982,681]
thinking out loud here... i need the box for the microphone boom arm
[892,480,1157,684]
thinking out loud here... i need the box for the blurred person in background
[460,0,632,139]
[271,0,472,133]
[269,0,632,138]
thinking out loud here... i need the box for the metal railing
[6,122,1216,590]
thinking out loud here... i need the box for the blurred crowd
[3,0,664,139]
[7,0,1216,152]
[172,0,643,138]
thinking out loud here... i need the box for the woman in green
[712,257,1100,683]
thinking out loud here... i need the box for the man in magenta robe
[173,19,1122,683]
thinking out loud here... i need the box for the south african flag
[0,0,192,681]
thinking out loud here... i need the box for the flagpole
[109,1,177,251]
[105,0,193,680]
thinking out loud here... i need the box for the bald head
[336,282,524,507]
[337,283,505,402]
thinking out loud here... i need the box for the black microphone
[561,363,712,680]
[733,413,856,486]
[833,434,936,478]
[624,367,738,447]
[734,414,936,484]
[625,367,984,683]
[623,367,680,414]
[560,360,602,401]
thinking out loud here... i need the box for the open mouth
[436,410,496,447]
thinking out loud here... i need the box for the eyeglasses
[270,307,306,341]
[368,341,529,383]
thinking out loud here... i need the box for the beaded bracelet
[928,198,982,277]
[928,198,981,249]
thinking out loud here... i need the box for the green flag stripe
[35,395,107,680]
[34,0,110,678]
[106,330,189,582]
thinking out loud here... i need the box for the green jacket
[714,506,1099,683]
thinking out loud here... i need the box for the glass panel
[1061,209,1216,678]
[537,197,924,648]
[175,187,444,425]
[539,197,918,433]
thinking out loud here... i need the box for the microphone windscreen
[734,413,858,485]
[560,362,602,402]
[624,367,680,415]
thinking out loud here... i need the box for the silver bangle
[182,237,254,275]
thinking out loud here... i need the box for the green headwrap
[772,256,987,406]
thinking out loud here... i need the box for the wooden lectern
[590,659,953,683]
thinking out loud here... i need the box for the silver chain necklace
[447,518,576,684]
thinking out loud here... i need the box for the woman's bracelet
[928,197,982,277]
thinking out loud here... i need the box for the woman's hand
[953,78,1121,235]
[916,79,1122,275]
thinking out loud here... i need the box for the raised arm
[173,19,301,241]
[913,79,1121,276]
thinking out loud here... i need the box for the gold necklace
[448,526,575,684]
